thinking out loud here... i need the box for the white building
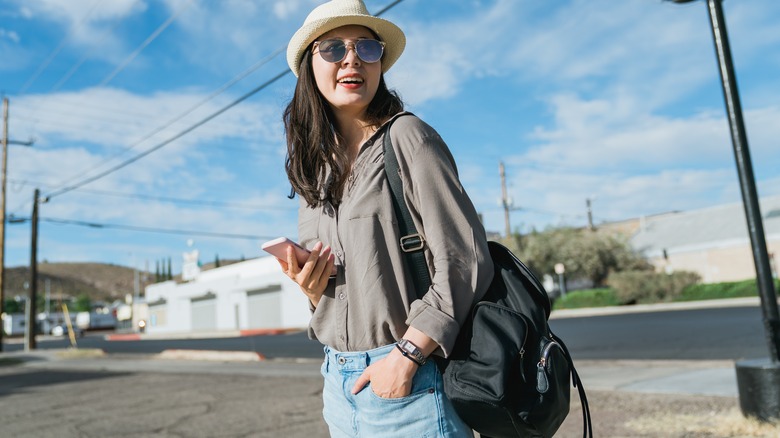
[144,256,311,335]
[601,195,780,283]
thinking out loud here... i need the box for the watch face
[398,339,426,365]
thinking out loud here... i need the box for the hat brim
[287,14,405,77]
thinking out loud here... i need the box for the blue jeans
[321,344,473,437]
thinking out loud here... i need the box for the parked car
[51,324,83,337]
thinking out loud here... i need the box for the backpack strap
[382,115,432,298]
[552,332,593,438]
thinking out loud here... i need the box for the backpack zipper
[538,339,560,368]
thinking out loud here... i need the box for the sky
[1,0,778,274]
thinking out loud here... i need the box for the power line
[51,45,286,189]
[17,0,102,94]
[6,177,295,211]
[44,69,290,201]
[43,0,406,201]
[61,187,297,211]
[9,215,274,241]
[49,17,127,92]
[99,0,193,87]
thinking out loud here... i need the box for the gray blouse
[298,113,493,357]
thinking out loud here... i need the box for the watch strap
[396,339,426,366]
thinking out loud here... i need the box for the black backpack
[383,117,592,438]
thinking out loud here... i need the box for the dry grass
[55,348,106,359]
[626,408,780,437]
[556,390,779,438]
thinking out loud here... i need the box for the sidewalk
[0,348,741,397]
[2,297,777,437]
[2,350,772,437]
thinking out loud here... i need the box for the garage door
[247,285,282,329]
[191,293,217,331]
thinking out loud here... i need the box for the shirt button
[336,250,343,257]
[338,293,345,300]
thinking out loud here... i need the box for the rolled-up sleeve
[392,117,494,357]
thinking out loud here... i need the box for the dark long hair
[283,46,404,207]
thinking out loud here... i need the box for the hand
[276,241,335,307]
[351,348,418,398]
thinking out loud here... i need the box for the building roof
[629,195,780,257]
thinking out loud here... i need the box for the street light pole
[704,0,780,362]
[667,0,780,422]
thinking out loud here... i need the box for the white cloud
[5,86,291,265]
[15,0,144,25]
[0,29,20,43]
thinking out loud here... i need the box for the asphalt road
[2,305,770,361]
[549,305,769,360]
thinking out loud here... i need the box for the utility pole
[586,198,594,231]
[0,98,6,350]
[24,188,40,351]
[1,98,33,351]
[499,161,511,238]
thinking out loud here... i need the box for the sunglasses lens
[317,39,384,64]
[355,40,384,63]
[318,40,346,63]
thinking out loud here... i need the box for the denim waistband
[324,343,395,372]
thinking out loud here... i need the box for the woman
[279,1,493,436]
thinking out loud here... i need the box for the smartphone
[262,237,336,275]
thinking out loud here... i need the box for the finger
[311,246,332,279]
[327,252,335,274]
[286,246,300,278]
[315,252,336,288]
[351,370,370,395]
[302,242,323,273]
[275,257,289,272]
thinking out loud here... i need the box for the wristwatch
[396,339,427,366]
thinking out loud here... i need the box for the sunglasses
[313,38,386,64]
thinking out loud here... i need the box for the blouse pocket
[345,162,394,223]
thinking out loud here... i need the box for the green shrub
[517,227,651,287]
[608,270,701,305]
[553,288,619,310]
[678,278,780,302]
[74,293,92,312]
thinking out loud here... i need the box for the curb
[105,333,142,341]
[157,349,266,362]
[550,296,761,319]
[105,327,303,342]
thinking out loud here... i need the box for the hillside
[4,259,243,304]
[5,263,144,303]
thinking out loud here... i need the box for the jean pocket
[365,361,437,403]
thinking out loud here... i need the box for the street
[2,305,770,361]
[2,302,777,438]
[0,358,329,438]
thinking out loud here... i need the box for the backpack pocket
[442,302,532,437]
[521,337,572,437]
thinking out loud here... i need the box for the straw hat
[287,0,406,77]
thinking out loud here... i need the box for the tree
[517,227,650,287]
[74,293,92,312]
[3,299,20,314]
